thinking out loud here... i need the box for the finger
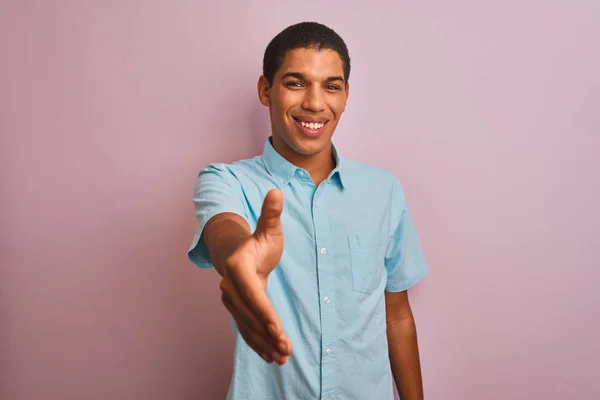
[221,285,273,346]
[237,324,274,364]
[265,322,293,355]
[254,189,284,238]
[228,266,291,351]
[240,322,288,365]
[224,290,292,357]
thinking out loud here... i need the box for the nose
[302,84,325,113]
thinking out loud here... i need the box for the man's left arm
[385,290,424,400]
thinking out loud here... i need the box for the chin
[274,127,330,155]
[292,138,328,156]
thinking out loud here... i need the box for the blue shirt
[188,137,428,400]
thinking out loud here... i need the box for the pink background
[1,1,599,399]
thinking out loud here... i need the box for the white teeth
[299,121,324,129]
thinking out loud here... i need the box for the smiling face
[258,47,350,165]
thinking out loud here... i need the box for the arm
[202,212,252,277]
[200,190,293,364]
[385,290,424,400]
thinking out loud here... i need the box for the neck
[271,136,336,185]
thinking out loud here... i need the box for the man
[188,22,428,400]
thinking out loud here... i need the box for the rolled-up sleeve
[384,177,429,292]
[188,163,248,269]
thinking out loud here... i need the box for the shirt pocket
[348,231,390,294]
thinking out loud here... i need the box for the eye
[325,84,340,91]
[286,81,304,88]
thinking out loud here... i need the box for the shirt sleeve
[187,163,248,269]
[384,177,429,292]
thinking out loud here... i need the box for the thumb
[254,189,284,238]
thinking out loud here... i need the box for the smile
[293,117,328,136]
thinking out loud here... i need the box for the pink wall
[1,1,599,399]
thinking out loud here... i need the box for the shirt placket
[312,181,336,400]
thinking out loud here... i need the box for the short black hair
[262,22,351,86]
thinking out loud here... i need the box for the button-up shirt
[188,137,428,400]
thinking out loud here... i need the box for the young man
[188,22,428,400]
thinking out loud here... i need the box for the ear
[344,82,350,102]
[341,82,350,112]
[257,75,271,107]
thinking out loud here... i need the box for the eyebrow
[281,72,345,84]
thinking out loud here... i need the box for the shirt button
[323,297,331,304]
[323,397,329,400]
[315,201,320,207]
[320,248,327,255]
[325,348,333,355]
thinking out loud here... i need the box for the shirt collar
[261,136,348,189]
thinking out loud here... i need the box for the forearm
[387,317,424,400]
[202,213,252,276]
